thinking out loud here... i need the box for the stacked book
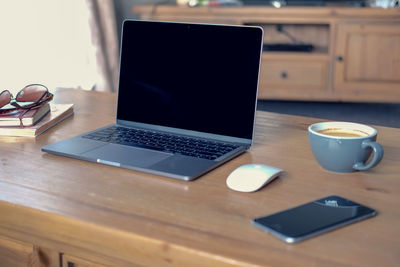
[0,103,74,137]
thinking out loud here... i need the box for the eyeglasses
[0,84,53,111]
[0,84,53,127]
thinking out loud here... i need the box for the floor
[257,100,400,128]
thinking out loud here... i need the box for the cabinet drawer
[62,254,107,267]
[259,59,327,90]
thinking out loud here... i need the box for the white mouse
[226,164,283,193]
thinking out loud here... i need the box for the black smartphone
[252,195,377,243]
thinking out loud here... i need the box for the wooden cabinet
[132,5,400,102]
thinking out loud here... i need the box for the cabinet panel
[346,32,400,82]
[0,235,35,267]
[334,23,400,93]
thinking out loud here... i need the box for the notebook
[42,20,263,181]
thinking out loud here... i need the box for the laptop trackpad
[81,144,172,168]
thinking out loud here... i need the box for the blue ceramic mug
[308,122,384,173]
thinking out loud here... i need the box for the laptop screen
[117,20,263,140]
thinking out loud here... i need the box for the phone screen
[252,195,376,243]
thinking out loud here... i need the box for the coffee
[317,128,369,138]
[308,122,383,172]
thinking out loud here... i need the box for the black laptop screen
[117,21,262,140]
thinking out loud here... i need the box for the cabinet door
[334,23,400,96]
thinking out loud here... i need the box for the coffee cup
[308,121,384,173]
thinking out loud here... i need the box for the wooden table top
[0,89,399,266]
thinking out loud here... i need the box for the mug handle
[353,141,384,171]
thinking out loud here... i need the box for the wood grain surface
[0,89,399,266]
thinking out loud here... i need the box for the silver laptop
[42,20,263,181]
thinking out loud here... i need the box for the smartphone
[252,195,377,243]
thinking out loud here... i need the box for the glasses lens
[0,90,12,109]
[16,84,49,102]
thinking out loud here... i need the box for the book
[0,103,74,137]
[0,103,50,127]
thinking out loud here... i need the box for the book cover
[0,103,74,137]
[0,103,50,126]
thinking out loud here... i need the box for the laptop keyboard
[82,126,240,160]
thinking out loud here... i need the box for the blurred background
[0,0,155,94]
[0,0,398,127]
[0,1,119,93]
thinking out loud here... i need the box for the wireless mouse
[226,164,283,193]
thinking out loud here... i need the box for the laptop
[42,20,263,181]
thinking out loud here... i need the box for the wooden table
[0,89,399,266]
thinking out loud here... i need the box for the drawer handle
[281,72,288,79]
[336,55,344,62]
